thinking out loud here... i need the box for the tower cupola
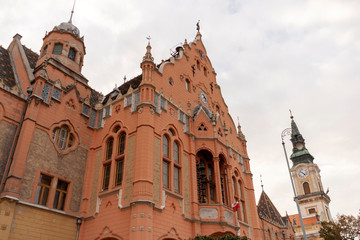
[36,13,85,74]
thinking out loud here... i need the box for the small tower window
[42,45,48,57]
[68,47,76,60]
[53,43,63,55]
[185,79,190,92]
[303,182,311,194]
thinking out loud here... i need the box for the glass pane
[174,167,179,193]
[173,142,179,163]
[103,164,111,190]
[41,83,51,103]
[68,48,76,60]
[53,191,60,209]
[40,174,52,185]
[59,193,66,210]
[115,160,124,186]
[41,187,49,206]
[57,180,68,191]
[53,44,63,55]
[163,136,168,158]
[162,161,169,188]
[106,138,113,160]
[35,185,42,204]
[118,133,126,155]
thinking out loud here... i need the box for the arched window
[52,125,74,150]
[232,172,247,222]
[102,127,127,191]
[162,132,182,193]
[303,182,311,194]
[68,47,76,60]
[196,150,215,204]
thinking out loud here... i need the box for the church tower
[289,115,332,239]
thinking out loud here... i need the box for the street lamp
[281,128,308,240]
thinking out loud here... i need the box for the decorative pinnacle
[289,109,293,119]
[196,20,200,32]
[260,174,264,191]
[142,36,154,63]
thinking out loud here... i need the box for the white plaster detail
[224,210,234,223]
[117,188,123,208]
[199,208,218,219]
[96,197,103,214]
[160,190,168,209]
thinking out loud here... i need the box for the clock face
[200,92,207,104]
[296,142,304,150]
[297,167,309,179]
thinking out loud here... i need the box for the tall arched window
[303,182,311,194]
[102,127,127,191]
[196,150,215,204]
[162,131,182,193]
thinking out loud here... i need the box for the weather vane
[146,36,151,45]
[289,109,293,119]
[196,20,200,32]
[260,174,264,191]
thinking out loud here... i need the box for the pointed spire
[260,174,264,191]
[69,0,76,23]
[290,111,304,145]
[142,36,154,63]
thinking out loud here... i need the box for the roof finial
[289,109,293,119]
[260,174,264,191]
[69,0,76,23]
[142,36,154,63]
[123,75,126,83]
[196,20,200,32]
[146,35,151,45]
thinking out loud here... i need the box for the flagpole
[281,128,308,240]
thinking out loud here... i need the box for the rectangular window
[115,158,124,186]
[308,208,316,214]
[51,88,61,101]
[82,105,90,116]
[97,109,103,128]
[53,43,63,55]
[102,164,111,190]
[178,111,184,123]
[41,83,51,103]
[89,109,97,128]
[185,116,189,133]
[53,180,68,210]
[154,92,159,112]
[35,174,52,206]
[134,91,140,109]
[160,97,166,110]
[162,161,170,189]
[125,95,132,108]
[104,106,111,117]
[174,167,180,193]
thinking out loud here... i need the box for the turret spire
[69,0,76,23]
[142,36,154,63]
[288,112,314,166]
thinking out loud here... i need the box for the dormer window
[68,47,76,61]
[53,43,63,55]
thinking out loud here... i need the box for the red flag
[232,201,240,212]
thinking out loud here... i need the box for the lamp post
[281,128,308,240]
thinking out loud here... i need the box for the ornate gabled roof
[22,45,38,69]
[257,191,286,228]
[102,74,142,105]
[0,46,16,88]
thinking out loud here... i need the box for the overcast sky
[1,0,359,217]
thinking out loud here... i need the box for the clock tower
[289,115,332,239]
